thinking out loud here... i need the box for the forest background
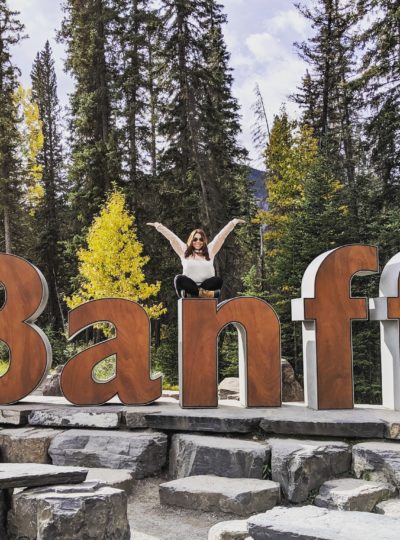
[0,0,398,404]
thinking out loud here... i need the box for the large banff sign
[0,245,400,411]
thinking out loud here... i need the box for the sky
[7,0,311,165]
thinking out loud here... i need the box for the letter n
[179,297,281,408]
[292,245,378,410]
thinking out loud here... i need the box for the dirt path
[128,477,241,540]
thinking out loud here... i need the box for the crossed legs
[174,275,223,297]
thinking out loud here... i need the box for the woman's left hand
[234,218,246,225]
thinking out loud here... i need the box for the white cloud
[264,9,310,38]
[246,32,286,63]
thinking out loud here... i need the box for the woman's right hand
[146,222,160,227]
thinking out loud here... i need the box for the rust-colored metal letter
[179,297,281,408]
[0,254,51,404]
[292,245,378,409]
[61,298,161,405]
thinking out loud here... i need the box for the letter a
[61,298,161,405]
[179,297,281,408]
[292,245,378,409]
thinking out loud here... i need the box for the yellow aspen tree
[66,190,166,319]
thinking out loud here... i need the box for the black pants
[174,275,223,297]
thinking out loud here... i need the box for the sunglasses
[193,237,204,242]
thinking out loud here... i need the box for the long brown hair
[185,229,210,260]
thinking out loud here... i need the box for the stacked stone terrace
[0,395,399,538]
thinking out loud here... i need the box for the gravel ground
[127,477,243,540]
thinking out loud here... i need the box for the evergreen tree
[59,0,120,227]
[0,2,25,253]
[31,41,65,329]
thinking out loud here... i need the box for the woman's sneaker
[199,288,218,298]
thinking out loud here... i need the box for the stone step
[352,441,400,488]
[7,481,130,540]
[29,406,123,428]
[269,438,351,503]
[0,427,63,463]
[314,478,396,511]
[169,434,270,479]
[207,519,249,539]
[375,498,400,518]
[86,467,136,495]
[48,429,167,478]
[0,462,87,489]
[247,505,400,540]
[159,475,280,516]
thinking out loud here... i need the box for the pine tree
[59,0,120,227]
[31,41,65,329]
[0,2,25,253]
[66,190,165,319]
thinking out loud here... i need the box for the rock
[0,490,8,540]
[260,405,385,439]
[7,481,130,540]
[0,427,63,463]
[247,505,400,540]
[218,378,240,400]
[352,441,400,487]
[169,434,270,479]
[281,359,304,402]
[86,467,136,495]
[0,463,87,489]
[314,478,396,511]
[42,365,63,396]
[269,438,351,503]
[49,429,168,478]
[0,408,30,426]
[131,534,160,540]
[29,407,122,428]
[159,475,280,516]
[375,498,400,518]
[208,519,249,539]
[217,360,304,403]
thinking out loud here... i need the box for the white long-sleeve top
[155,220,240,284]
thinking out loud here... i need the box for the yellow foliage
[14,85,44,211]
[66,190,166,319]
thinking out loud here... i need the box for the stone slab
[208,519,249,540]
[0,427,63,463]
[49,429,168,478]
[7,481,130,540]
[270,438,351,503]
[247,505,400,540]
[352,441,400,487]
[314,478,396,511]
[0,398,396,439]
[260,405,385,438]
[159,475,280,516]
[0,462,87,489]
[86,467,136,494]
[169,434,270,479]
[29,407,122,428]
[375,498,400,518]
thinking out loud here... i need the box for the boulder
[314,478,396,511]
[352,441,400,488]
[0,463,87,489]
[247,505,400,540]
[269,438,351,503]
[86,467,136,495]
[159,475,280,516]
[218,360,303,403]
[375,498,400,518]
[208,519,249,540]
[0,427,63,463]
[49,429,167,478]
[7,481,130,540]
[41,365,63,396]
[169,434,270,479]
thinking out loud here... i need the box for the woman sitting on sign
[147,219,245,298]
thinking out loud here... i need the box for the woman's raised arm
[147,222,186,258]
[208,219,245,258]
